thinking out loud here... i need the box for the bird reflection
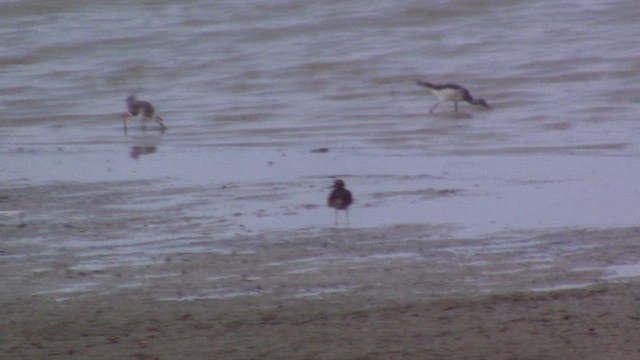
[129,145,157,160]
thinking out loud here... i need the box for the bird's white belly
[130,113,152,122]
[430,88,463,102]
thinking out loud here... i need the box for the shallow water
[2,0,640,298]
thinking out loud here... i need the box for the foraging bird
[327,179,353,226]
[416,80,491,114]
[122,95,167,134]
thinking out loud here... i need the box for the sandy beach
[3,279,640,359]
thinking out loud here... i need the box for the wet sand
[3,177,640,359]
[3,280,640,359]
[5,195,640,360]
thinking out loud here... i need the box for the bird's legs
[154,116,167,132]
[428,101,441,114]
[124,115,167,133]
[333,210,351,227]
[454,101,458,112]
[121,113,130,134]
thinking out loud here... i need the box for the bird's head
[474,98,491,109]
[332,179,345,189]
[126,95,137,104]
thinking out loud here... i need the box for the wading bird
[416,80,490,114]
[122,95,167,134]
[327,179,353,226]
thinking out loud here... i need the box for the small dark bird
[327,179,353,226]
[416,80,491,114]
[122,95,167,134]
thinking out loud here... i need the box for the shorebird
[122,95,167,134]
[327,179,353,226]
[416,80,491,114]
